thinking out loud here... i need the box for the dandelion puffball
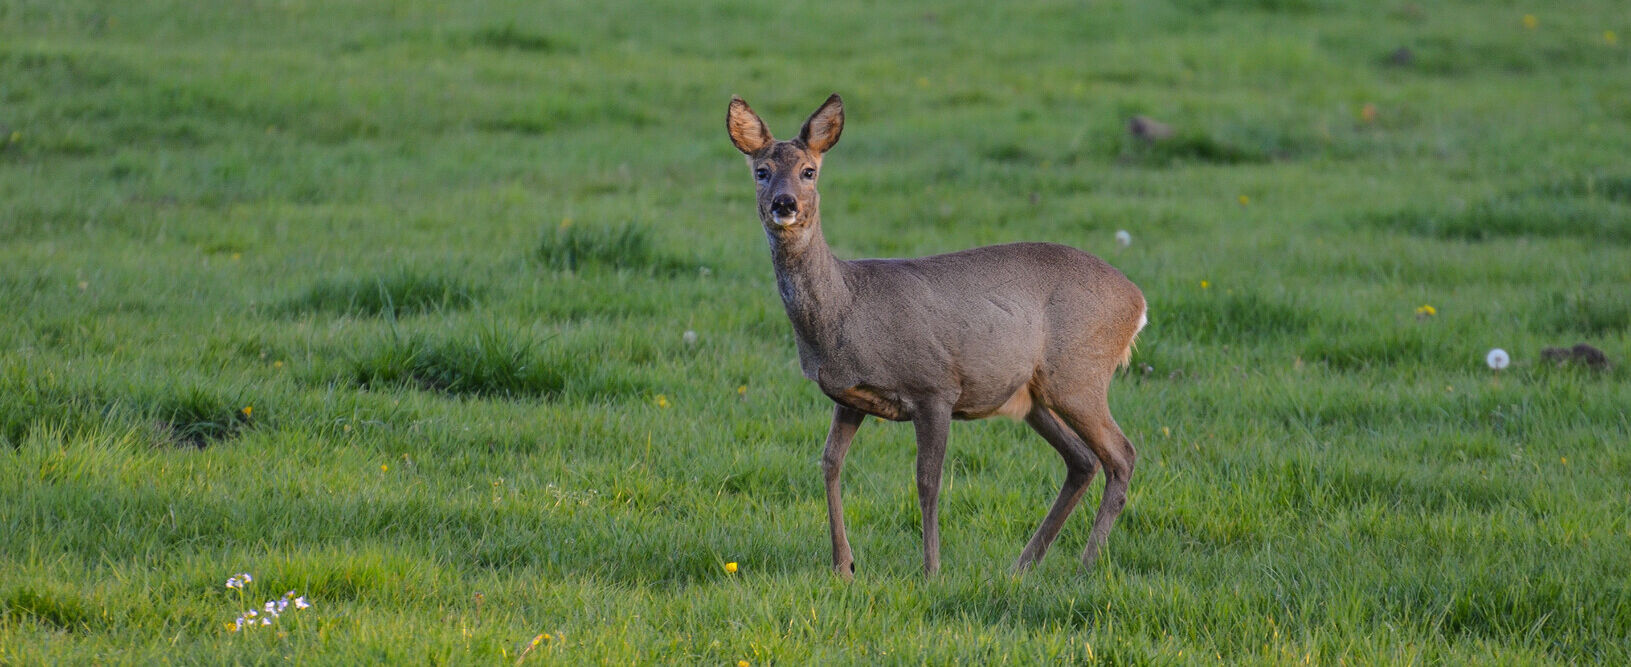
[1486,348,1510,370]
[1114,230,1131,248]
[683,330,698,345]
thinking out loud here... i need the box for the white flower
[264,601,280,616]
[245,609,257,618]
[683,330,698,345]
[1486,348,1510,370]
[294,596,310,610]
[1115,230,1131,248]
[240,573,253,583]
[284,590,296,600]
[260,617,272,626]
[226,577,241,589]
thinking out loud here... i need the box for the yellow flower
[273,360,284,369]
[559,217,573,229]
[740,662,751,667]
[1200,280,1210,289]
[1522,14,1537,29]
[1161,426,1171,437]
[724,561,738,573]
[737,385,747,396]
[1237,194,1250,206]
[916,76,930,88]
[1359,103,1378,124]
[242,406,252,417]
[1606,30,1619,45]
[1415,304,1436,317]
[655,394,670,409]
[380,464,388,472]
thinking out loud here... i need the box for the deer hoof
[833,560,855,580]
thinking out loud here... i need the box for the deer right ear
[727,96,773,155]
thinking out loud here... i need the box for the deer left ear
[798,94,844,154]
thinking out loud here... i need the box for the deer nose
[770,194,797,215]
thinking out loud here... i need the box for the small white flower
[1486,348,1510,370]
[260,617,272,626]
[264,601,280,616]
[245,609,257,618]
[226,578,241,589]
[294,596,310,610]
[682,330,698,345]
[1115,230,1131,248]
[240,573,253,583]
[276,599,288,613]
[284,590,296,600]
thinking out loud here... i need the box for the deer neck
[767,216,851,357]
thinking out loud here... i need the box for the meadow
[3,0,1630,663]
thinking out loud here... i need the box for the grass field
[4,0,1630,663]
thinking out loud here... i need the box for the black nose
[770,194,797,215]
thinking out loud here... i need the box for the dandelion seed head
[1486,348,1510,370]
[1114,230,1131,248]
[683,330,698,345]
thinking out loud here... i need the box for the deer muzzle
[769,194,799,226]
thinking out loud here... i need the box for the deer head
[726,94,845,233]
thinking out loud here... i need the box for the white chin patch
[772,213,798,227]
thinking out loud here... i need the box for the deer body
[730,94,1146,577]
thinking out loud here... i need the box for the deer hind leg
[1050,393,1136,570]
[1012,405,1101,574]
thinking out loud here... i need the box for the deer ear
[798,94,844,154]
[727,96,773,155]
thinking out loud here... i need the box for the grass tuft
[1361,196,1631,243]
[534,221,687,273]
[348,326,637,400]
[281,270,482,318]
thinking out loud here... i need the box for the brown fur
[1541,343,1611,370]
[728,94,1148,577]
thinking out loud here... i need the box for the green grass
[4,0,1631,663]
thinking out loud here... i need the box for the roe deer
[726,94,1147,577]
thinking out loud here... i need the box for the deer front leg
[913,403,952,576]
[822,405,865,579]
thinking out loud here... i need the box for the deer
[726,94,1148,578]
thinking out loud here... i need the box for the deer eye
[801,167,816,179]
[754,167,770,181]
